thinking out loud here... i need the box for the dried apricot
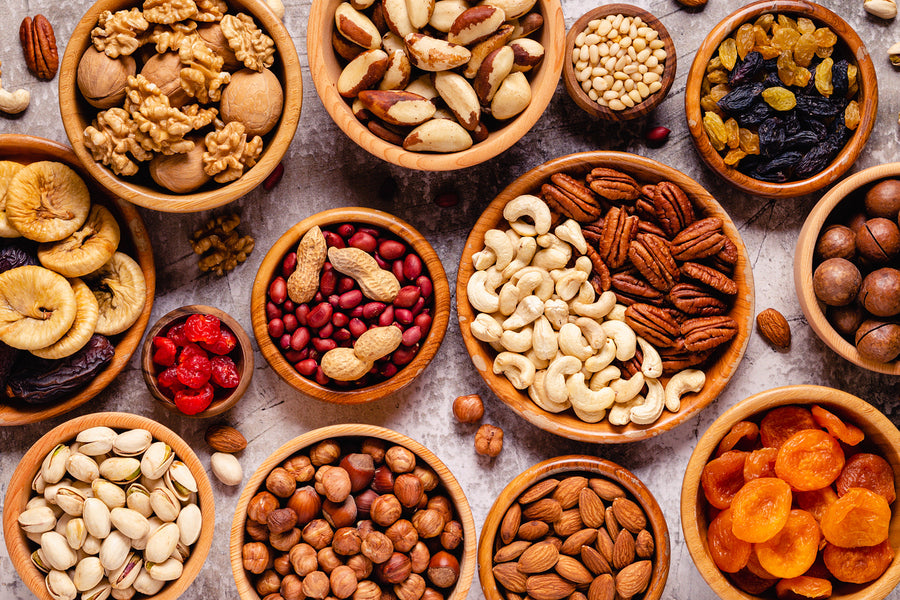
[707,507,752,573]
[775,575,832,599]
[744,447,779,482]
[775,429,845,491]
[729,568,777,595]
[835,453,896,504]
[755,509,820,578]
[823,539,894,584]
[701,450,748,509]
[794,487,838,523]
[746,551,778,580]
[717,421,759,456]
[760,406,818,448]
[810,405,864,446]
[820,488,891,547]
[731,477,792,543]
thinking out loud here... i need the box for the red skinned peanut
[394,286,421,308]
[268,318,285,338]
[337,224,356,239]
[416,276,433,299]
[403,255,422,280]
[269,277,287,304]
[332,312,349,328]
[392,346,418,366]
[323,231,345,248]
[395,309,414,326]
[362,302,386,320]
[378,306,395,327]
[320,270,337,295]
[291,327,310,351]
[349,232,377,253]
[379,240,406,260]
[295,304,310,326]
[281,252,297,278]
[339,290,363,309]
[307,303,333,329]
[401,326,422,346]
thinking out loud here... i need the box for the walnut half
[203,121,263,183]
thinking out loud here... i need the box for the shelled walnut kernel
[191,212,254,276]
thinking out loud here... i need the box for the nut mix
[699,404,896,596]
[700,13,860,182]
[240,436,466,600]
[17,427,203,599]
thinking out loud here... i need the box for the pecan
[597,206,639,269]
[633,196,657,222]
[628,233,679,292]
[585,246,612,290]
[624,304,680,348]
[715,238,739,266]
[681,262,738,296]
[610,272,664,306]
[586,168,641,203]
[541,173,604,222]
[667,283,729,316]
[618,355,642,378]
[582,220,604,245]
[670,218,727,261]
[636,219,667,238]
[659,347,712,374]
[681,316,739,352]
[20,15,58,80]
[650,182,694,238]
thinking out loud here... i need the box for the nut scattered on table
[756,308,790,349]
[205,423,247,452]
[19,15,59,80]
[452,394,485,424]
[0,61,30,114]
[865,0,898,19]
[191,212,254,276]
[474,424,503,457]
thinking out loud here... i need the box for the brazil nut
[358,89,437,126]
[338,49,390,97]
[447,5,506,46]
[403,118,473,152]
[404,33,472,71]
[433,71,480,131]
[335,3,382,49]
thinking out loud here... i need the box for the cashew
[636,337,663,379]
[484,229,514,271]
[492,352,536,389]
[567,373,615,422]
[610,372,645,404]
[467,270,501,313]
[498,283,519,315]
[472,248,497,270]
[489,341,504,353]
[585,339,617,373]
[629,377,665,425]
[609,395,643,426]
[502,295,543,330]
[590,364,620,390]
[601,320,637,361]
[555,219,588,255]
[529,370,570,413]
[512,266,553,300]
[501,236,538,279]
[558,323,593,361]
[544,355,582,404]
[531,316,558,361]
[0,63,29,115]
[574,255,593,274]
[505,227,521,246]
[574,281,595,304]
[574,317,606,350]
[571,290,616,319]
[607,303,628,322]
[555,270,588,301]
[532,234,571,270]
[486,266,504,289]
[500,325,533,353]
[543,298,569,329]
[503,194,551,236]
[665,369,706,412]
[470,312,503,343]
[524,348,550,370]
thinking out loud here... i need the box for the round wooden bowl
[141,305,254,417]
[479,455,670,600]
[3,411,216,600]
[251,207,450,404]
[58,0,302,213]
[0,134,155,426]
[457,151,755,443]
[230,423,477,600]
[794,163,900,375]
[306,0,564,171]
[684,0,877,198]
[681,385,900,600]
[563,4,676,121]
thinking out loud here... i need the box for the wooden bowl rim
[794,162,900,375]
[684,0,878,198]
[306,0,565,171]
[0,134,156,426]
[478,455,670,600]
[456,150,755,443]
[58,0,302,213]
[562,3,677,121]
[141,304,255,417]
[2,411,216,600]
[679,385,900,600]
[250,207,451,404]
[229,423,477,600]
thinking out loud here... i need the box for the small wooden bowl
[0,134,156,426]
[795,163,900,375]
[3,411,216,600]
[251,207,450,404]
[563,4,676,120]
[457,151,755,443]
[230,423,477,600]
[141,305,254,417]
[58,0,302,213]
[684,0,877,198]
[681,385,900,600]
[306,0,565,171]
[479,455,670,600]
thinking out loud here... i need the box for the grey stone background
[2,0,900,598]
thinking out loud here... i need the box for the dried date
[7,335,114,403]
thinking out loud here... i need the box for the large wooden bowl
[0,134,155,426]
[59,0,302,212]
[457,151,755,443]
[230,423,477,600]
[684,0,877,198]
[251,207,450,404]
[479,455,670,600]
[681,385,900,600]
[3,411,216,600]
[563,4,676,121]
[306,0,564,171]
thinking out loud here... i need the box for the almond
[580,545,611,576]
[577,488,605,529]
[559,527,597,556]
[604,506,619,539]
[589,478,625,502]
[612,529,635,570]
[517,520,550,541]
[494,540,531,563]
[492,562,527,593]
[525,574,576,600]
[516,541,559,573]
[635,529,655,559]
[553,555,592,585]
[519,478,559,504]
[500,503,522,545]
[204,424,247,453]
[522,498,562,523]
[552,476,588,509]
[615,560,652,598]
[595,529,614,563]
[553,509,583,537]
[587,573,615,600]
[611,498,646,534]
[757,307,791,349]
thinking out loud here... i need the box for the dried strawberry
[176,354,212,389]
[184,314,221,345]
[157,366,181,390]
[178,343,207,364]
[152,337,177,367]
[211,356,240,388]
[174,383,214,415]
[201,327,237,355]
[166,322,189,346]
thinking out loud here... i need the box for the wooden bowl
[141,305,254,417]
[230,423,477,600]
[684,0,877,198]
[680,385,900,600]
[251,207,450,404]
[457,151,755,443]
[3,411,216,600]
[563,4,676,121]
[479,455,670,600]
[0,134,155,426]
[58,0,302,213]
[306,0,564,171]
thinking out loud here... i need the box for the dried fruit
[717,421,759,456]
[810,405,864,446]
[754,509,819,578]
[759,406,817,448]
[774,575,832,599]
[707,508,751,573]
[701,450,748,509]
[820,488,891,547]
[814,58,834,97]
[719,38,738,70]
[793,487,838,523]
[730,477,792,543]
[762,87,797,111]
[774,429,845,491]
[835,453,896,503]
[703,111,729,151]
[743,447,778,482]
[823,539,894,583]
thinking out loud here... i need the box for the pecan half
[650,182,694,238]
[634,194,658,222]
[582,220,604,245]
[541,173,605,222]
[681,262,738,296]
[628,233,679,292]
[585,246,612,291]
[681,316,739,352]
[715,237,739,266]
[20,15,58,80]
[670,218,727,261]
[667,283,729,316]
[636,219,667,238]
[625,304,681,348]
[597,206,638,269]
[610,272,664,306]
[586,168,641,203]
[659,347,712,374]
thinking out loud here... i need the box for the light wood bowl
[479,455,670,600]
[457,151,755,443]
[141,305,254,417]
[306,0,564,171]
[251,207,450,404]
[684,0,877,198]
[0,134,155,426]
[563,4,676,121]
[58,0,302,213]
[680,385,900,600]
[3,411,216,600]
[230,423,477,600]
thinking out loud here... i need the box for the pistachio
[32,548,50,573]
[65,518,87,550]
[99,458,142,486]
[145,556,184,581]
[109,552,143,590]
[42,444,72,485]
[110,507,151,540]
[99,531,131,571]
[54,513,72,535]
[110,586,136,599]
[81,582,113,600]
[45,569,77,600]
[211,451,243,486]
[33,470,47,494]
[92,479,126,509]
[55,486,87,517]
[177,503,202,546]
[66,453,100,483]
[140,442,174,480]
[73,556,104,591]
[83,497,112,539]
[890,41,900,65]
[113,429,152,457]
[865,0,898,19]
[18,506,57,534]
[41,531,78,571]
[43,479,73,505]
[133,568,165,595]
[76,427,118,456]
[165,461,198,501]
[145,522,180,563]
[172,540,191,562]
[149,486,181,522]
[125,483,153,517]
[83,535,102,556]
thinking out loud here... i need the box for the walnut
[91,9,149,58]
[149,136,210,193]
[196,22,241,70]
[77,47,136,109]
[179,34,231,103]
[125,75,217,154]
[83,107,153,176]
[194,0,229,22]
[203,120,263,183]
[220,13,275,72]
[220,68,282,136]
[141,52,190,107]
[143,0,199,24]
[146,21,197,53]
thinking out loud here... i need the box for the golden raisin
[777,14,798,30]
[736,23,755,60]
[848,64,859,96]
[739,128,761,155]
[708,70,730,85]
[815,45,834,59]
[813,27,837,48]
[815,58,834,97]
[845,100,861,131]
[706,56,724,73]
[771,27,800,52]
[753,25,769,47]
[724,149,747,166]
[797,17,815,34]
[793,67,812,88]
[794,32,818,67]
[725,118,740,148]
[757,46,782,60]
[703,111,729,151]
[762,87,797,111]
[755,13,775,33]
[719,38,738,71]
[777,50,798,86]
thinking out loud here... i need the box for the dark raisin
[735,100,774,126]
[758,151,803,176]
[796,95,844,118]
[758,117,785,157]
[794,144,833,180]
[783,130,819,151]
[832,59,850,98]
[763,71,783,87]
[783,112,803,136]
[801,118,828,139]
[718,82,766,113]
[728,51,764,86]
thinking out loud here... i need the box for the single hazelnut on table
[856,218,900,263]
[220,68,284,136]
[856,319,900,362]
[859,268,900,317]
[452,393,484,423]
[149,138,211,193]
[828,303,865,337]
[474,424,504,457]
[78,47,136,109]
[813,258,862,306]
[865,179,900,219]
[815,224,856,261]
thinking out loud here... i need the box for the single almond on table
[757,307,791,349]
[205,424,247,452]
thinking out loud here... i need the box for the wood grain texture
[57,0,302,213]
[306,0,565,171]
[0,134,156,426]
[562,4,676,121]
[456,151,755,443]
[141,304,254,417]
[795,162,900,375]
[478,455,670,600]
[680,385,900,600]
[2,411,215,600]
[250,207,450,404]
[230,424,477,600]
[684,0,877,198]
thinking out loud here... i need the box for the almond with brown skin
[757,308,791,349]
[559,528,597,556]
[635,529,654,559]
[517,520,550,541]
[553,509,583,537]
[588,478,625,501]
[522,498,562,523]
[494,540,531,563]
[553,556,592,585]
[205,424,247,452]
[519,479,558,504]
[604,507,619,539]
[516,541,559,573]
[612,529,635,570]
[577,488,605,529]
[552,476,587,509]
[580,545,611,576]
[500,503,521,545]
[525,574,576,600]
[611,498,646,534]
[587,573,615,600]
[492,562,527,593]
[595,528,614,563]
[615,560,652,598]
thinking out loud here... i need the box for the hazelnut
[357,519,377,539]
[865,179,900,219]
[386,519,419,553]
[323,496,358,529]
[316,465,334,496]
[412,466,439,492]
[857,218,900,263]
[340,453,376,492]
[303,570,331,599]
[355,489,378,520]
[149,139,211,193]
[274,553,293,576]
[330,565,359,599]
[263,594,285,600]
[268,507,299,535]
[860,268,900,317]
[440,521,463,551]
[361,438,387,463]
[452,394,484,423]
[813,258,862,306]
[385,446,417,473]
[267,467,299,498]
[394,473,424,508]
[426,552,459,588]
[815,225,856,261]
[347,554,373,580]
[77,47,135,109]
[271,527,302,552]
[361,531,394,564]
[318,546,343,573]
[282,574,305,600]
[220,67,284,136]
[426,497,454,524]
[140,51,190,108]
[354,580,383,600]
[303,519,334,550]
[288,486,322,526]
[371,494,402,527]
[372,465,395,493]
[408,542,430,574]
[258,570,283,597]
[283,455,316,482]
[422,589,443,600]
[411,509,445,539]
[248,491,280,523]
[377,552,413,584]
[243,541,271,574]
[310,440,342,466]
[322,467,353,502]
[289,543,319,576]
[246,518,270,542]
[828,303,865,337]
[394,573,426,600]
[333,526,362,555]
[856,319,900,362]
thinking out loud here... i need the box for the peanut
[354,326,403,361]
[321,347,374,381]
[288,226,328,304]
[328,247,401,302]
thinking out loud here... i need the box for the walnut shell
[141,52,191,108]
[149,138,211,193]
[197,22,242,71]
[220,67,283,136]
[77,47,136,109]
